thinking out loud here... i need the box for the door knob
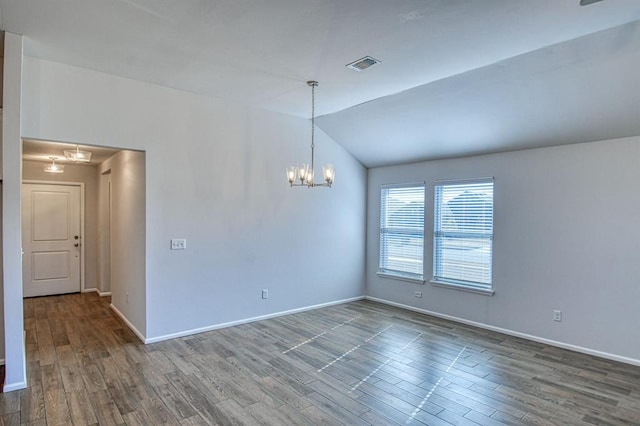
[74,243,79,247]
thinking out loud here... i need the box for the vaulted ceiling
[2,0,640,167]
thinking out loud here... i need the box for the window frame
[377,182,426,284]
[431,178,495,295]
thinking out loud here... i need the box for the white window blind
[433,179,493,290]
[379,183,425,281]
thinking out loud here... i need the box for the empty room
[1,0,640,425]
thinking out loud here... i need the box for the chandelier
[286,81,335,188]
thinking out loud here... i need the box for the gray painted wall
[22,160,99,292]
[17,57,366,349]
[98,151,146,336]
[366,137,640,362]
[0,183,4,364]
[2,32,26,390]
[97,170,111,294]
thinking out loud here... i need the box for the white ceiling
[318,19,640,166]
[2,0,640,167]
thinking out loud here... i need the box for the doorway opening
[20,139,146,339]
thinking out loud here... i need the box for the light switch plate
[171,239,186,250]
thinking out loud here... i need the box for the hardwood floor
[1,292,639,425]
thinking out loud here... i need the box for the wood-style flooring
[1,292,639,425]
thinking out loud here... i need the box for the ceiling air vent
[579,0,604,5]
[346,56,382,72]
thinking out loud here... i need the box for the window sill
[377,271,425,285]
[430,280,495,296]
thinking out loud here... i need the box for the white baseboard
[2,332,29,392]
[145,296,366,344]
[2,347,28,392]
[109,304,146,343]
[3,381,27,392]
[85,288,111,297]
[366,296,640,367]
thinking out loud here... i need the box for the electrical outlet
[171,239,187,250]
[553,310,562,322]
[262,289,268,299]
[414,291,422,298]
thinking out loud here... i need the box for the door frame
[22,180,87,293]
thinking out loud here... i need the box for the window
[433,179,494,292]
[378,183,425,282]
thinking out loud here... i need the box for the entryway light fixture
[64,144,92,163]
[44,157,64,174]
[286,81,335,188]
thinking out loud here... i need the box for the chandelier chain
[311,82,315,151]
[310,81,315,176]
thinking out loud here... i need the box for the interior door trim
[23,180,86,293]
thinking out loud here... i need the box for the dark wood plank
[91,389,125,425]
[43,388,71,425]
[20,384,46,424]
[66,390,99,426]
[154,383,198,421]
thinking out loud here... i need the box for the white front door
[22,183,81,297]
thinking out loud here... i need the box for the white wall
[0,106,4,365]
[367,137,640,363]
[20,57,367,345]
[0,182,4,364]
[98,150,146,336]
[2,32,26,391]
[22,160,99,292]
[97,170,111,295]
